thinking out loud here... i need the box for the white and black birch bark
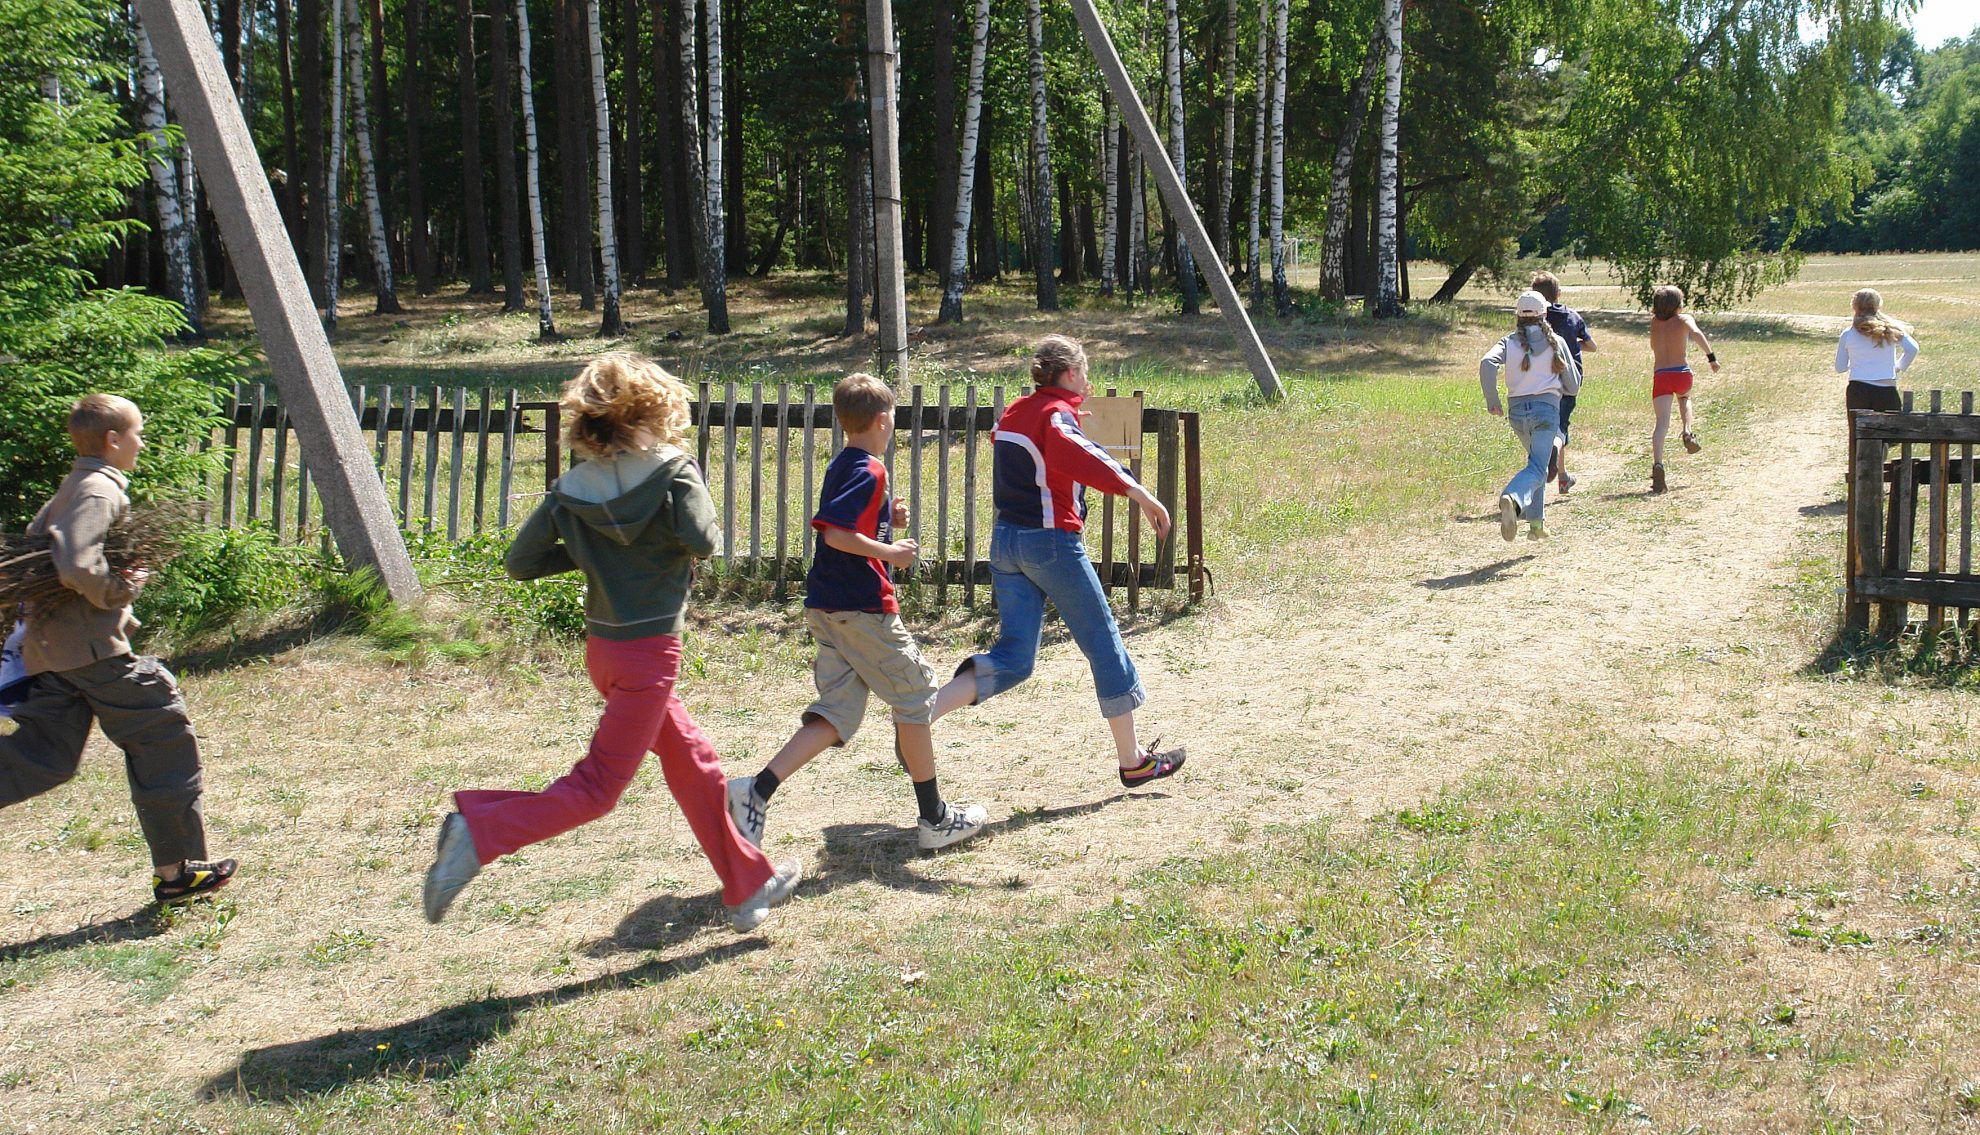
[701,0,729,332]
[938,0,990,323]
[1320,29,1382,302]
[1246,0,1266,305]
[133,25,200,336]
[1025,0,1056,310]
[345,0,400,313]
[1267,0,1289,316]
[325,0,346,327]
[1217,0,1236,266]
[585,0,623,334]
[1100,92,1117,297]
[515,0,557,336]
[1370,0,1404,318]
[1164,0,1197,313]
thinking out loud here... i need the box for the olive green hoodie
[504,446,720,639]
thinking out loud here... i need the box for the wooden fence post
[1850,411,1884,637]
[1184,411,1205,605]
[1927,389,1949,644]
[498,389,519,528]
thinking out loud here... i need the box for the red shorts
[1652,366,1693,399]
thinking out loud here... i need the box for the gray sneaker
[727,775,768,849]
[730,859,803,933]
[1498,494,1519,542]
[917,802,988,851]
[422,812,481,924]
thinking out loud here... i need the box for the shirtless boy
[1648,285,1720,494]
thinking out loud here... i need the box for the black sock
[912,777,945,825]
[753,768,782,802]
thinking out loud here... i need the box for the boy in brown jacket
[0,395,235,904]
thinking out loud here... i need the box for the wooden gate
[1846,389,1980,639]
[211,380,1207,610]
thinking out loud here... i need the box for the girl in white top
[1835,288,1918,412]
[1479,291,1582,541]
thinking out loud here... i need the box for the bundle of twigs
[0,507,185,624]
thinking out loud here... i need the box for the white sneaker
[727,774,768,849]
[917,802,988,851]
[1557,472,1576,495]
[1498,494,1519,542]
[1528,520,1549,540]
[730,859,803,933]
[422,812,481,924]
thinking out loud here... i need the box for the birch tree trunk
[1164,0,1198,314]
[1216,0,1236,267]
[1268,0,1289,316]
[133,24,200,336]
[326,0,346,327]
[680,0,729,332]
[277,0,302,249]
[1247,0,1266,305]
[1100,93,1117,297]
[1026,0,1056,311]
[457,0,493,293]
[300,0,328,304]
[515,0,558,337]
[586,0,624,334]
[704,0,729,331]
[938,0,990,323]
[489,0,527,309]
[1320,29,1382,302]
[344,0,401,313]
[1370,0,1404,318]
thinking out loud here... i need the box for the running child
[423,355,800,931]
[1648,285,1720,494]
[1835,288,1918,412]
[726,374,987,853]
[1530,271,1596,494]
[0,395,236,905]
[1480,291,1581,541]
[926,336,1185,786]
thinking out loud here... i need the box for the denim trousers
[968,521,1147,718]
[1503,395,1561,524]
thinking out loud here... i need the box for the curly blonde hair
[560,353,692,458]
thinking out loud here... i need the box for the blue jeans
[1503,396,1561,524]
[967,521,1147,718]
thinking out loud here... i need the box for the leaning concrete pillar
[133,0,420,602]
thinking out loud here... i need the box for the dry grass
[3,254,1979,1133]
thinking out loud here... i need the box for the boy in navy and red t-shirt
[726,374,987,852]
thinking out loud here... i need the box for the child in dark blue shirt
[1531,272,1596,494]
[726,374,987,853]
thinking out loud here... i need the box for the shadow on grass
[160,611,350,676]
[1804,619,1980,688]
[201,939,765,1103]
[1419,556,1535,591]
[582,793,1148,958]
[1799,498,1848,518]
[0,906,165,963]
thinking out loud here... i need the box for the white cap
[1515,290,1548,317]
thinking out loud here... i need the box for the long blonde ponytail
[1852,288,1910,348]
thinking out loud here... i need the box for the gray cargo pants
[0,654,208,865]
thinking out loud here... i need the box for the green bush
[135,525,323,639]
[404,530,588,641]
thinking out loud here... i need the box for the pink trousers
[454,634,772,906]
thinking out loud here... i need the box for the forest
[25,0,1942,351]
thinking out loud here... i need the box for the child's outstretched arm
[1041,408,1171,537]
[504,498,576,580]
[1685,315,1720,372]
[1898,333,1920,374]
[1478,339,1509,415]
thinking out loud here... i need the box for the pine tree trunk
[1100,97,1116,297]
[300,0,328,305]
[1164,0,1198,314]
[970,135,995,282]
[722,0,746,271]
[1370,0,1403,318]
[277,0,303,250]
[326,0,346,326]
[490,0,527,308]
[1320,29,1381,302]
[1268,0,1289,316]
[928,0,959,290]
[133,24,200,337]
[655,0,690,289]
[620,0,646,282]
[1132,154,1147,294]
[344,0,401,313]
[1025,0,1055,311]
[586,0,624,334]
[938,0,989,323]
[404,0,437,292]
[515,0,558,336]
[556,0,597,307]
[457,0,493,292]
[1057,171,1081,286]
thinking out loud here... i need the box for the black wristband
[1706,352,1718,364]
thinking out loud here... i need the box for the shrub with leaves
[0,0,235,530]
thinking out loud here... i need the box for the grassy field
[6,254,1980,1133]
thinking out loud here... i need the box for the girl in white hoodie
[1480,291,1582,541]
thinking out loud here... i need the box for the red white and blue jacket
[992,387,1141,533]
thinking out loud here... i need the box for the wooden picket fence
[211,380,1207,609]
[1846,389,1980,639]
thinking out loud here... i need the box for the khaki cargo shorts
[802,609,938,744]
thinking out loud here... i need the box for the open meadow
[6,254,1980,1132]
